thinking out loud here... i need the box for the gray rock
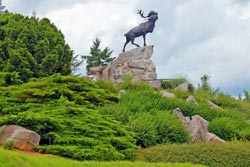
[0,125,40,151]
[87,46,159,89]
[114,45,153,64]
[186,95,198,105]
[147,80,161,89]
[175,82,189,92]
[118,90,126,99]
[172,108,190,127]
[206,100,221,109]
[172,108,226,143]
[128,60,146,69]
[160,91,176,99]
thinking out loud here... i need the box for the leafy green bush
[141,142,250,167]
[209,117,249,140]
[0,74,136,161]
[3,141,15,150]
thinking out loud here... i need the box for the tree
[83,38,114,74]
[199,74,211,91]
[244,90,250,102]
[198,74,220,95]
[0,12,73,82]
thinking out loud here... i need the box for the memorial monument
[88,9,160,88]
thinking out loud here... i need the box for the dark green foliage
[0,12,73,82]
[0,74,136,161]
[83,38,115,74]
[209,117,250,141]
[141,143,250,167]
[0,72,22,86]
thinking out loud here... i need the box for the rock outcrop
[0,125,40,151]
[88,46,161,88]
[172,108,226,143]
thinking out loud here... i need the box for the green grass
[0,147,207,167]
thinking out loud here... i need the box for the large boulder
[0,125,40,151]
[88,46,161,88]
[172,108,226,143]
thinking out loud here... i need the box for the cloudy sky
[3,0,250,95]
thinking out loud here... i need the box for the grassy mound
[0,74,136,160]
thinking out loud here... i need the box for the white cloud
[3,0,250,95]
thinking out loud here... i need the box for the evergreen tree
[0,12,73,82]
[83,38,114,74]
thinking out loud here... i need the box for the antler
[137,9,147,18]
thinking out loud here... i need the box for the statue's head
[137,9,158,21]
[148,11,158,21]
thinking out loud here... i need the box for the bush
[141,142,250,167]
[3,140,15,150]
[209,117,248,140]
[0,74,136,161]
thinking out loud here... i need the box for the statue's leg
[143,35,146,46]
[131,38,140,47]
[123,41,129,52]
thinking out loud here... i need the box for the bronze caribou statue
[122,9,158,52]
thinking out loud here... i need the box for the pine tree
[83,38,114,74]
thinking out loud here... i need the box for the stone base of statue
[87,45,161,88]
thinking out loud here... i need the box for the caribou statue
[122,9,158,52]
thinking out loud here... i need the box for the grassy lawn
[0,147,207,167]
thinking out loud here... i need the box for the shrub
[128,113,158,147]
[141,142,250,167]
[209,117,247,140]
[3,140,15,150]
[0,74,136,161]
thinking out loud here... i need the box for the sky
[3,0,250,95]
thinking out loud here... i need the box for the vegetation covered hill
[100,78,250,146]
